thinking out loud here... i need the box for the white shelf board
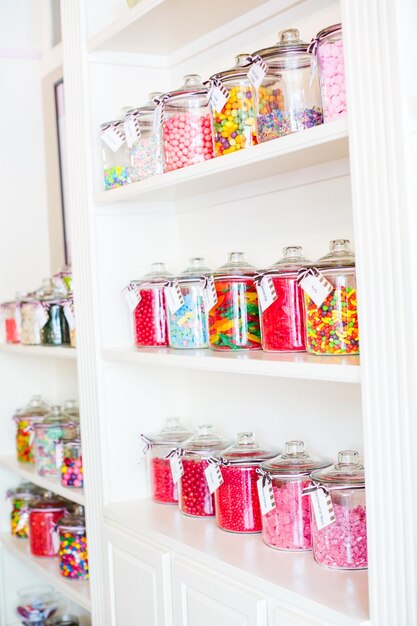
[102,346,360,383]
[95,118,349,209]
[0,533,90,611]
[0,456,85,506]
[104,499,369,625]
[0,344,76,360]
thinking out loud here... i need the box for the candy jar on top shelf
[178,425,228,517]
[56,506,88,580]
[252,29,323,142]
[13,395,50,464]
[214,432,278,533]
[33,406,79,477]
[37,279,70,347]
[100,118,131,190]
[208,55,258,156]
[209,252,261,351]
[260,441,331,550]
[6,482,44,539]
[258,246,309,352]
[28,493,68,557]
[309,450,367,569]
[124,92,164,182]
[167,257,212,349]
[159,75,214,172]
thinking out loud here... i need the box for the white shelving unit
[0,345,76,360]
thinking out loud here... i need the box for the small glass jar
[100,118,131,190]
[160,75,214,172]
[33,406,79,477]
[56,506,88,580]
[209,55,257,156]
[302,239,359,355]
[28,493,68,557]
[53,265,73,295]
[13,395,50,464]
[178,425,228,517]
[259,246,309,352]
[37,280,70,347]
[17,585,58,625]
[130,262,172,347]
[167,258,211,349]
[6,483,44,539]
[309,24,346,123]
[143,418,193,504]
[60,438,83,488]
[253,29,323,142]
[214,432,278,534]
[260,441,331,550]
[20,296,42,345]
[209,252,261,351]
[125,92,164,182]
[310,450,367,569]
[1,297,21,344]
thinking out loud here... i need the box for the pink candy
[162,113,214,171]
[317,38,347,122]
[262,479,312,550]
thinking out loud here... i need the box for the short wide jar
[56,506,88,580]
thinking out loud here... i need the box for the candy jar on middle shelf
[258,246,310,352]
[20,293,42,346]
[260,441,331,550]
[124,92,164,182]
[60,436,83,488]
[6,482,44,539]
[178,424,228,517]
[37,279,70,347]
[28,493,68,557]
[56,506,89,580]
[209,252,261,351]
[13,395,50,464]
[1,293,24,344]
[100,118,131,190]
[33,406,79,477]
[167,257,212,349]
[213,432,278,534]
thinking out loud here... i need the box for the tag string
[302,479,365,497]
[139,434,153,454]
[256,467,272,487]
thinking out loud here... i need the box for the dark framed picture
[54,78,71,265]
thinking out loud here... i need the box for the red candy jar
[28,493,68,557]
[178,425,228,518]
[1,296,22,344]
[214,432,278,534]
[258,246,310,352]
[130,262,172,347]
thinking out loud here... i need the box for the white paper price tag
[124,115,140,148]
[203,276,218,311]
[299,271,333,307]
[124,283,141,313]
[152,102,165,132]
[36,304,49,329]
[208,85,229,113]
[204,464,223,494]
[51,528,60,553]
[257,478,276,515]
[310,488,336,530]
[170,456,184,484]
[101,127,125,152]
[15,511,29,533]
[55,441,64,470]
[165,281,185,314]
[248,60,267,89]
[63,302,75,330]
[256,276,278,312]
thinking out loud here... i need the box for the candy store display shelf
[0,533,91,611]
[0,456,85,507]
[0,344,76,360]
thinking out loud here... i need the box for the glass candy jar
[60,438,83,488]
[17,585,58,625]
[310,450,367,569]
[253,29,323,142]
[309,24,346,122]
[62,400,79,419]
[178,425,228,517]
[167,257,212,349]
[13,395,50,464]
[124,92,164,182]
[37,280,70,347]
[20,295,42,345]
[1,296,22,344]
[47,616,80,626]
[160,75,214,172]
[259,246,309,352]
[130,262,172,347]
[6,483,44,539]
[260,441,331,550]
[100,118,131,190]
[301,239,359,355]
[33,406,79,477]
[28,493,68,557]
[209,55,257,156]
[209,252,261,351]
[56,506,88,580]
[214,432,277,533]
[53,266,72,295]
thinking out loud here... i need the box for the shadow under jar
[13,395,50,464]
[56,506,88,580]
[124,92,164,182]
[28,493,68,557]
[260,441,331,550]
[6,482,44,539]
[33,406,80,477]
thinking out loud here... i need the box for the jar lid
[210,54,252,82]
[316,239,355,268]
[134,262,172,285]
[147,417,193,445]
[268,246,310,272]
[214,251,257,277]
[28,492,68,511]
[253,29,309,59]
[17,584,57,622]
[7,482,45,500]
[125,92,163,117]
[62,399,79,417]
[310,450,365,487]
[221,432,278,464]
[160,74,208,103]
[14,395,50,420]
[182,424,228,453]
[311,23,342,46]
[179,257,212,279]
[36,278,67,302]
[47,616,80,626]
[100,118,124,131]
[262,441,331,476]
[38,405,79,428]
[57,505,85,530]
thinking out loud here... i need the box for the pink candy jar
[309,24,346,122]
[309,450,367,569]
[260,441,331,550]
[142,418,193,504]
[124,92,164,182]
[1,295,22,344]
[178,424,228,518]
[60,437,83,488]
[214,432,278,534]
[159,75,214,172]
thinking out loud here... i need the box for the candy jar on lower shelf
[33,406,79,477]
[258,246,310,352]
[7,483,44,539]
[60,437,83,488]
[28,493,68,557]
[56,506,89,580]
[309,450,367,569]
[178,425,228,517]
[47,616,80,626]
[167,258,212,349]
[13,395,50,463]
[100,118,131,190]
[209,252,261,350]
[259,441,331,550]
[16,585,58,625]
[124,92,164,182]
[214,432,278,533]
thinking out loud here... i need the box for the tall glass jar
[28,493,68,557]
[20,295,42,345]
[260,441,331,550]
[13,395,50,464]
[214,432,277,533]
[209,252,261,351]
[124,92,164,182]
[178,425,228,517]
[167,258,211,349]
[37,280,70,347]
[6,483,44,538]
[1,295,23,344]
[16,585,58,625]
[302,239,359,355]
[60,438,83,488]
[56,506,88,580]
[160,75,214,172]
[33,406,79,477]
[253,29,323,142]
[259,246,309,352]
[100,118,131,190]
[310,450,367,569]
[130,262,172,347]
[209,55,257,156]
[309,24,346,122]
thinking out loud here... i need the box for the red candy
[5,318,19,343]
[179,458,214,517]
[163,113,214,172]
[260,276,306,351]
[150,457,178,504]
[134,287,168,347]
[29,508,66,557]
[262,479,311,550]
[215,465,261,533]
